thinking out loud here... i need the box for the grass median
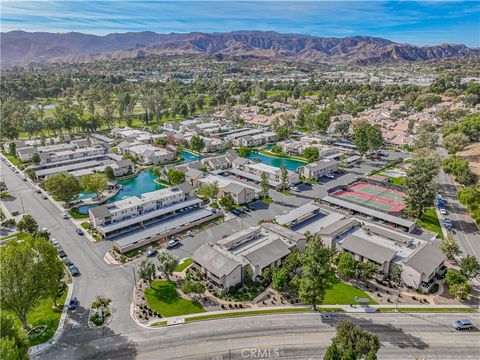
[184,307,345,323]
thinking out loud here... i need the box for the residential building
[219,182,256,205]
[230,159,299,189]
[119,143,175,165]
[298,159,339,180]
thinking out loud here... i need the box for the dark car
[62,257,73,266]
[246,204,256,211]
[146,247,158,257]
[41,194,48,200]
[75,228,84,235]
[68,297,78,310]
[58,248,67,258]
[68,264,80,276]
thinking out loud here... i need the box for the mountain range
[2,30,479,66]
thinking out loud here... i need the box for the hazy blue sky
[1,1,479,46]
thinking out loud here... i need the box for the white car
[291,186,300,192]
[440,208,448,215]
[50,238,59,247]
[324,173,335,179]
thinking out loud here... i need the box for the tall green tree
[324,320,380,360]
[446,269,471,300]
[440,234,461,260]
[0,313,29,360]
[460,255,480,280]
[302,147,320,162]
[157,251,179,280]
[357,261,379,284]
[16,214,38,235]
[104,165,115,180]
[138,259,156,285]
[43,172,81,205]
[260,172,270,198]
[167,169,186,185]
[31,152,41,165]
[189,135,205,153]
[299,234,335,310]
[337,252,357,280]
[353,121,370,159]
[0,237,63,330]
[280,165,289,191]
[80,173,109,199]
[404,157,439,219]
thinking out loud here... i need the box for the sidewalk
[28,283,73,357]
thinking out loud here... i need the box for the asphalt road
[436,144,480,259]
[0,161,136,335]
[39,312,480,360]
[3,150,478,360]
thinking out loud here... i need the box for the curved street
[1,161,479,360]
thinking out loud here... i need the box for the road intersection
[1,155,479,360]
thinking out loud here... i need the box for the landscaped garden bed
[88,297,112,328]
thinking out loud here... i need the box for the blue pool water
[181,150,201,163]
[246,152,306,171]
[77,191,96,201]
[77,169,167,214]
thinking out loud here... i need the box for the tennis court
[333,182,405,214]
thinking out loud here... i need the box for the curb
[28,283,74,357]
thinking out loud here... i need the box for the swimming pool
[246,152,306,171]
[180,150,201,163]
[77,169,167,214]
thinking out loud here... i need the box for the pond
[180,150,201,163]
[77,169,167,214]
[246,152,306,171]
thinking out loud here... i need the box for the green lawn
[419,208,443,238]
[145,280,205,317]
[0,232,30,241]
[322,277,376,305]
[80,222,90,229]
[13,284,68,346]
[150,320,168,327]
[389,176,405,186]
[175,258,193,272]
[68,208,89,219]
[185,307,314,322]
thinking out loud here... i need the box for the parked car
[50,238,59,247]
[444,219,453,231]
[62,257,73,266]
[42,194,48,200]
[324,173,335,179]
[242,206,251,212]
[146,247,158,257]
[440,208,448,215]
[61,213,69,219]
[291,186,300,192]
[231,209,241,216]
[41,227,50,234]
[166,239,180,249]
[36,189,42,194]
[75,228,84,235]
[452,319,473,330]
[68,264,80,276]
[58,248,67,258]
[246,204,256,211]
[68,297,78,310]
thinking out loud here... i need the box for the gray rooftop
[276,202,320,226]
[403,243,445,275]
[261,223,306,243]
[192,244,243,278]
[340,233,398,264]
[243,238,291,270]
[115,208,214,248]
[221,182,246,195]
[89,204,111,219]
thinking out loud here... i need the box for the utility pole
[20,197,25,213]
[132,266,137,289]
